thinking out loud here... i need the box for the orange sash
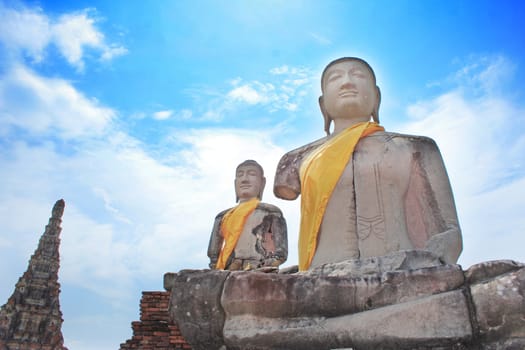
[215,198,260,270]
[298,122,384,271]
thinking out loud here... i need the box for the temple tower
[0,199,68,350]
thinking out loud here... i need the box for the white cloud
[459,177,525,267]
[0,64,114,138]
[227,84,270,104]
[184,65,314,123]
[0,4,127,71]
[100,45,129,61]
[220,67,314,115]
[270,65,290,75]
[0,4,51,62]
[52,11,104,70]
[453,55,515,95]
[60,205,133,299]
[152,110,173,120]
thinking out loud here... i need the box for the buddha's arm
[207,212,225,269]
[274,140,324,200]
[270,211,288,265]
[274,151,302,200]
[412,138,463,264]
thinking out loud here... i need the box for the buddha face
[320,59,379,123]
[235,164,265,202]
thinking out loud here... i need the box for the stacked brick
[119,291,191,350]
[0,200,68,350]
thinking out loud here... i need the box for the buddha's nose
[340,80,356,90]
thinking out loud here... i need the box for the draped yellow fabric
[298,121,384,271]
[215,197,260,270]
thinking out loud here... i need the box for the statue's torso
[234,208,271,260]
[309,132,423,268]
[208,203,288,270]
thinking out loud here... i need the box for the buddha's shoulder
[280,136,327,158]
[257,202,284,215]
[277,136,328,171]
[215,203,283,218]
[368,131,438,148]
[215,207,233,220]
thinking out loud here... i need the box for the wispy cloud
[452,55,515,95]
[269,65,291,75]
[0,4,51,62]
[200,65,314,119]
[152,109,193,121]
[0,64,114,138]
[0,5,127,71]
[152,110,173,120]
[308,32,332,46]
[227,82,273,104]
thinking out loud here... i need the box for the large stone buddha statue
[208,160,288,270]
[274,57,462,271]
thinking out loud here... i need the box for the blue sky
[1,1,524,349]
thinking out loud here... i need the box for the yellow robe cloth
[298,121,384,271]
[215,197,260,270]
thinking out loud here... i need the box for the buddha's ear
[372,86,381,124]
[319,96,332,136]
[258,176,266,200]
[234,178,239,202]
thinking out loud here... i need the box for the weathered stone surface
[481,338,525,350]
[470,264,525,344]
[222,261,464,319]
[167,259,525,350]
[223,290,472,350]
[305,250,444,277]
[464,259,524,284]
[167,269,229,350]
[164,272,177,291]
[0,199,68,350]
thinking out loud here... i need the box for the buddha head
[319,57,381,135]
[235,160,266,202]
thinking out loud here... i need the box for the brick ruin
[119,291,191,350]
[0,199,68,350]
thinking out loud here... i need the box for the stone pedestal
[165,252,525,350]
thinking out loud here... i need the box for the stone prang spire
[0,199,68,350]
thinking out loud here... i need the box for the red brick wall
[119,291,191,350]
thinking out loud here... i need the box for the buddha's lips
[339,90,358,97]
